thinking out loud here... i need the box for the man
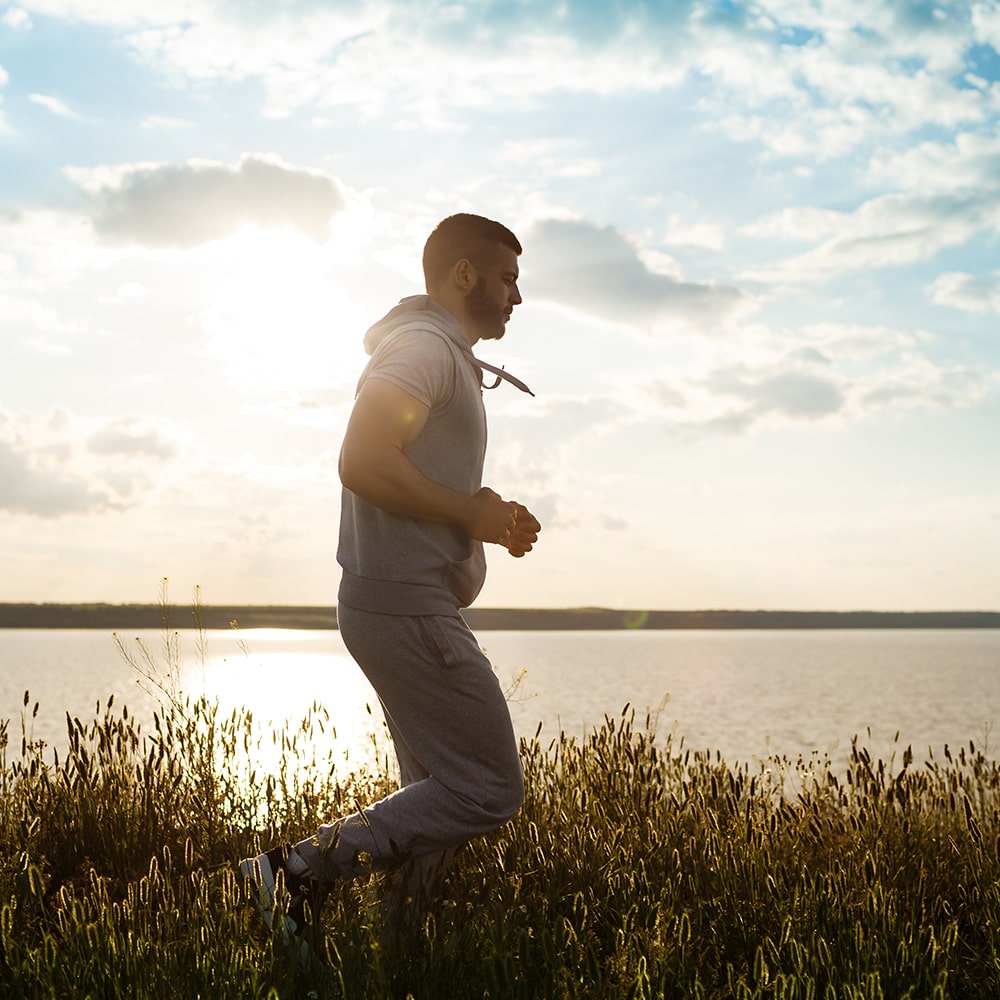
[241,213,541,947]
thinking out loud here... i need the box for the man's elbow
[338,450,365,496]
[339,446,390,502]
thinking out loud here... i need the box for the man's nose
[510,284,522,305]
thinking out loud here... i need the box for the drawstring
[473,358,535,397]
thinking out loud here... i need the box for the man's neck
[428,291,478,347]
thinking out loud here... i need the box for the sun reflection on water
[178,630,389,784]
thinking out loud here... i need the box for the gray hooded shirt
[337,295,488,616]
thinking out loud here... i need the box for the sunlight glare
[182,635,387,782]
[199,228,370,392]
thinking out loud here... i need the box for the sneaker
[239,845,323,947]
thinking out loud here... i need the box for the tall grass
[1,635,999,997]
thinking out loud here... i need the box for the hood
[363,295,472,358]
[362,294,536,397]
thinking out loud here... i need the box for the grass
[1,625,999,997]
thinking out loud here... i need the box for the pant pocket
[417,615,464,670]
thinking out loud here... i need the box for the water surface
[2,628,997,772]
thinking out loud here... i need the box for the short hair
[422,213,522,290]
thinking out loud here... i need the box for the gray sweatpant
[292,603,524,882]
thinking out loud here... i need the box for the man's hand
[466,490,540,556]
[467,488,520,545]
[502,502,541,558]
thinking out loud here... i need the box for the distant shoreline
[0,604,998,630]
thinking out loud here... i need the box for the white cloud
[69,153,348,247]
[973,1,1000,50]
[525,218,747,327]
[854,360,996,412]
[0,408,187,517]
[28,92,78,118]
[625,318,994,435]
[869,129,1000,194]
[705,365,846,422]
[0,290,91,346]
[0,209,138,294]
[15,0,196,27]
[740,190,994,284]
[759,0,971,73]
[498,139,602,180]
[2,7,31,29]
[694,1,996,161]
[14,1,692,124]
[663,214,726,252]
[87,416,180,460]
[742,206,854,243]
[630,342,851,435]
[801,323,921,362]
[741,127,1000,286]
[120,5,383,107]
[9,0,995,159]
[0,436,111,516]
[928,270,1000,314]
[98,282,151,305]
[121,2,694,119]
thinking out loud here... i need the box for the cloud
[704,367,845,421]
[0,409,186,517]
[114,1,693,120]
[498,138,602,180]
[804,323,998,415]
[637,354,849,436]
[524,218,747,327]
[0,209,121,288]
[627,319,996,436]
[663,214,726,253]
[691,1,996,160]
[928,270,1000,314]
[740,127,1000,285]
[0,437,113,517]
[973,1,1000,50]
[0,291,90,347]
[740,190,994,284]
[11,0,994,163]
[801,322,921,362]
[28,92,78,118]
[71,154,348,247]
[869,129,1000,195]
[2,7,30,30]
[14,1,688,125]
[855,362,996,411]
[87,417,180,460]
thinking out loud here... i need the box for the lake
[2,628,998,773]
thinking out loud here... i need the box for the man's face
[466,245,522,342]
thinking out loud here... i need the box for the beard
[467,277,506,340]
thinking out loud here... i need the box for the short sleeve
[364,329,457,410]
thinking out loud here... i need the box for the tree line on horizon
[0,604,998,630]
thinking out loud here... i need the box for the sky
[1,0,999,613]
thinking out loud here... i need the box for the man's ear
[453,257,477,292]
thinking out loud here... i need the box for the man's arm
[339,377,519,544]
